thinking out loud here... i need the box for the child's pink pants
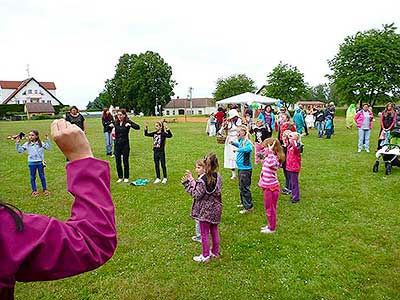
[263,188,280,231]
[200,221,220,257]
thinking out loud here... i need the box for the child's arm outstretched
[15,137,27,153]
[144,122,154,137]
[164,123,173,138]
[43,134,51,150]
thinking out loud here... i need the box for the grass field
[0,118,399,300]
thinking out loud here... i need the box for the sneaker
[154,178,161,184]
[110,154,114,158]
[123,178,129,183]
[358,149,361,153]
[210,252,220,259]
[260,225,268,230]
[230,175,236,180]
[239,208,254,214]
[291,199,300,203]
[236,204,244,208]
[31,191,39,197]
[116,178,123,183]
[193,254,210,263]
[261,227,275,234]
[43,190,51,196]
[161,178,168,184]
[281,188,292,195]
[191,236,201,243]
[366,149,370,153]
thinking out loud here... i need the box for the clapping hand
[125,122,131,127]
[268,140,276,151]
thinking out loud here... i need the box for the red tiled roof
[2,77,62,105]
[165,98,215,108]
[0,80,56,90]
[25,103,55,113]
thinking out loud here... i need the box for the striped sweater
[258,150,280,189]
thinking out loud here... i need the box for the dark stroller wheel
[385,163,392,175]
[373,161,379,173]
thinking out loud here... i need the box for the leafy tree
[328,23,400,107]
[213,74,256,101]
[308,84,329,102]
[263,62,308,108]
[97,51,175,115]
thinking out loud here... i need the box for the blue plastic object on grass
[130,179,150,186]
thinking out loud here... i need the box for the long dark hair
[0,201,24,232]
[117,109,129,124]
[204,153,219,185]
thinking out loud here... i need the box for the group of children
[183,117,304,263]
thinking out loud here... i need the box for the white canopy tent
[215,92,280,106]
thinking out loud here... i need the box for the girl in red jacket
[285,132,302,203]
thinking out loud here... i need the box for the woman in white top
[222,109,242,179]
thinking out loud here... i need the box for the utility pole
[188,87,193,115]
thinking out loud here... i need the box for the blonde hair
[289,132,301,142]
[238,125,253,147]
[261,138,285,163]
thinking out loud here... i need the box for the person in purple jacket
[0,119,117,300]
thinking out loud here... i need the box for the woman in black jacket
[113,109,140,183]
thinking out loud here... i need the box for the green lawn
[0,118,399,300]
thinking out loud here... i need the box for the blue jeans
[315,121,325,137]
[358,128,371,151]
[29,163,47,191]
[104,132,113,155]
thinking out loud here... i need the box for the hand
[51,119,93,161]
[109,123,114,128]
[181,174,188,183]
[164,124,169,130]
[44,134,49,140]
[125,123,131,127]
[268,141,276,151]
[15,136,20,143]
[229,140,233,144]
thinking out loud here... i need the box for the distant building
[25,103,55,119]
[0,77,63,106]
[163,98,215,116]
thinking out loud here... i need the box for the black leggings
[115,143,130,179]
[154,149,167,178]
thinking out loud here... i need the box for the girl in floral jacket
[182,153,222,263]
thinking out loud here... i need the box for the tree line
[88,23,400,112]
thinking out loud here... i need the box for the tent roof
[216,92,279,105]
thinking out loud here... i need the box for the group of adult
[66,106,141,183]
[353,102,399,153]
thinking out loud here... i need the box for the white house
[0,77,63,106]
[163,98,215,116]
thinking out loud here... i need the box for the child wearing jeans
[144,121,173,184]
[286,132,303,203]
[258,138,285,233]
[182,153,222,263]
[16,130,51,196]
[230,125,254,214]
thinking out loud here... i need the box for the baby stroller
[373,105,400,175]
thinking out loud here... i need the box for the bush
[31,114,58,120]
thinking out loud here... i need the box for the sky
[0,0,399,109]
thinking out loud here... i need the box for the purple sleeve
[2,158,117,284]
[183,178,206,201]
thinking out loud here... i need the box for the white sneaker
[123,178,129,183]
[154,178,161,184]
[193,254,210,263]
[230,175,236,180]
[162,178,168,184]
[366,149,370,153]
[236,204,244,208]
[116,179,123,183]
[358,149,361,153]
[261,227,275,234]
[260,225,268,230]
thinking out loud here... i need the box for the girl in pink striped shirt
[258,138,285,234]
